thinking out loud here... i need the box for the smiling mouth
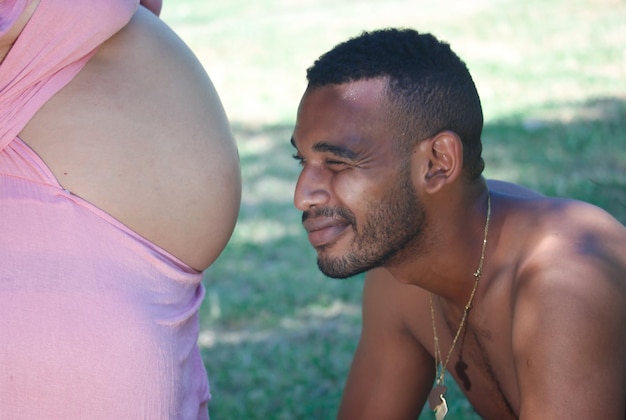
[303,218,351,249]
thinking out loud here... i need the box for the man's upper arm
[338,268,435,420]
[513,238,626,419]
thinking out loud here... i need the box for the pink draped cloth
[0,1,211,418]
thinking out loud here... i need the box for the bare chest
[418,286,521,419]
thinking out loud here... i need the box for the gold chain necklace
[428,192,491,420]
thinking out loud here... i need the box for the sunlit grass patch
[160,0,626,418]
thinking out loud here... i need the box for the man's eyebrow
[312,141,358,160]
[291,137,359,160]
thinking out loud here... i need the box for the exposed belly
[17,6,241,270]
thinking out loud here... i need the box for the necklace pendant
[434,394,448,420]
[428,384,448,410]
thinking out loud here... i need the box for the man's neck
[387,183,491,310]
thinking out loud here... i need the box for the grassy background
[160,0,626,418]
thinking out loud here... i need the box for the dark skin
[292,78,626,419]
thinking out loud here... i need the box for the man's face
[291,79,427,278]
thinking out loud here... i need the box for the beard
[311,163,428,279]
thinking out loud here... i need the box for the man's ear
[413,131,463,193]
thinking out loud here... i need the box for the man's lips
[303,217,350,248]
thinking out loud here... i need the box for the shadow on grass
[201,96,626,419]
[483,96,626,223]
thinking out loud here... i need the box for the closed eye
[292,153,305,165]
[326,159,348,166]
[325,159,354,172]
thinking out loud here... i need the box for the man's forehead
[292,78,391,152]
[303,78,387,107]
[295,78,389,134]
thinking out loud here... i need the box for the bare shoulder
[21,7,241,270]
[363,268,432,335]
[488,180,626,285]
[361,268,436,358]
[338,268,435,419]
[487,179,544,198]
[500,188,626,312]
[515,195,626,288]
[501,192,626,417]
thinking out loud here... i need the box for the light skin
[5,1,241,271]
[292,78,626,419]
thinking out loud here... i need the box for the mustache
[302,206,357,226]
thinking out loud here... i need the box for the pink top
[0,1,210,418]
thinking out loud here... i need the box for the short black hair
[306,28,484,179]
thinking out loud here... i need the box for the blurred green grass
[160,0,626,418]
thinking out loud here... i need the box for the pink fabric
[0,1,211,418]
[0,0,27,36]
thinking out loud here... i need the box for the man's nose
[293,166,330,211]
